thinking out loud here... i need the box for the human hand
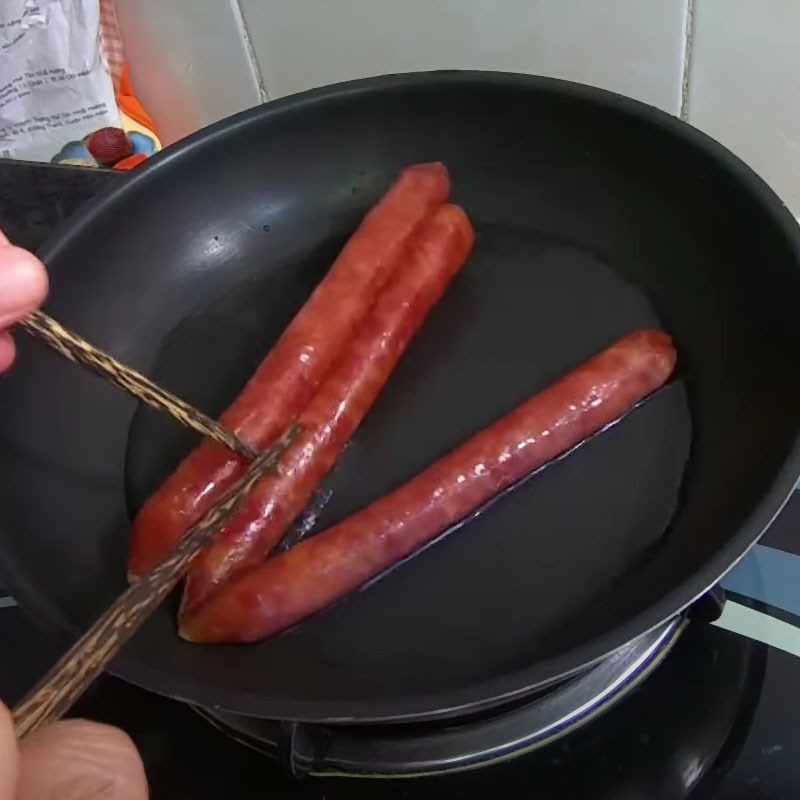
[0,699,147,799]
[0,231,48,373]
[0,231,148,796]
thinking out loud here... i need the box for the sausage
[179,204,475,614]
[180,330,676,643]
[128,163,451,579]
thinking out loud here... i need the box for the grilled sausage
[180,204,475,613]
[181,330,676,643]
[128,163,450,578]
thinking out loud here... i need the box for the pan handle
[687,585,726,623]
[712,544,800,659]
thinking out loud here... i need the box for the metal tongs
[12,311,301,736]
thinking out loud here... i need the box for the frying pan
[1,71,800,723]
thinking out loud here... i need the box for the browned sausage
[180,204,475,614]
[128,163,450,578]
[180,330,677,643]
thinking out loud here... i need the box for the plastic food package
[0,0,159,166]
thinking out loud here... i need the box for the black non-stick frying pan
[1,72,800,723]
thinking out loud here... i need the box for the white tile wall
[687,0,800,215]
[238,0,688,114]
[114,0,263,145]
[112,0,800,219]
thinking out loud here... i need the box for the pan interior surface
[124,222,690,706]
[1,73,799,721]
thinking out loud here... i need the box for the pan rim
[8,69,800,723]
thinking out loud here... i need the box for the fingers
[0,234,48,374]
[0,701,149,800]
[0,705,19,800]
[17,719,148,800]
[0,242,48,330]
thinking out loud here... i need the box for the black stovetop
[1,159,800,799]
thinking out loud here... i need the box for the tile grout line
[230,0,270,104]
[679,0,697,120]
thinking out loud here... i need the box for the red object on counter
[179,203,475,614]
[113,153,148,170]
[128,163,451,579]
[181,330,677,644]
[86,127,133,165]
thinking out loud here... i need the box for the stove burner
[195,618,683,778]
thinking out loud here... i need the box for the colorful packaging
[0,0,159,168]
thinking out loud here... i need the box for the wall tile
[688,0,800,215]
[239,0,687,114]
[115,0,263,145]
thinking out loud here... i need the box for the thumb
[17,718,148,800]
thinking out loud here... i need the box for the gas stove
[1,159,800,798]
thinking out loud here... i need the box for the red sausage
[181,330,676,644]
[128,163,450,579]
[180,204,475,614]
